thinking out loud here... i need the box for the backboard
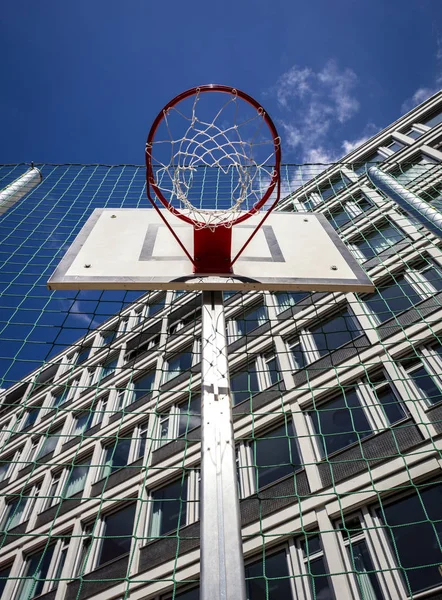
[47,208,374,292]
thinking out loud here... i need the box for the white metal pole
[0,167,42,215]
[200,291,246,600]
[368,166,442,238]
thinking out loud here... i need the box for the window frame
[361,259,442,325]
[163,340,201,384]
[146,471,199,539]
[287,306,362,369]
[13,536,70,599]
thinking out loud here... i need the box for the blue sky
[0,0,442,388]
[1,0,441,166]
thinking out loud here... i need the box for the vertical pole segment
[368,166,442,239]
[200,291,246,600]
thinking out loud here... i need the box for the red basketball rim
[145,84,281,228]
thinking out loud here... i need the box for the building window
[149,478,188,537]
[286,308,362,370]
[98,356,119,382]
[76,346,91,365]
[317,173,351,200]
[19,406,40,431]
[366,370,409,424]
[401,346,442,406]
[101,437,132,478]
[118,371,155,409]
[97,503,136,566]
[362,260,442,324]
[325,194,373,230]
[0,454,14,483]
[133,295,166,327]
[163,342,200,383]
[51,387,70,408]
[252,422,302,490]
[337,514,384,599]
[386,139,404,153]
[395,155,438,186]
[423,109,442,128]
[36,427,62,459]
[308,307,361,359]
[125,333,160,362]
[273,291,310,313]
[45,457,91,509]
[299,534,334,599]
[230,355,281,406]
[0,564,11,598]
[420,184,442,212]
[402,126,424,140]
[245,550,293,599]
[71,411,94,437]
[352,150,387,176]
[374,480,442,595]
[1,483,40,531]
[350,220,404,261]
[15,538,69,599]
[168,307,202,335]
[101,329,117,347]
[228,302,268,343]
[157,394,201,447]
[309,389,372,458]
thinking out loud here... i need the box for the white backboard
[47,209,374,292]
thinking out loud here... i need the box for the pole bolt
[84,264,91,268]
[331,265,338,271]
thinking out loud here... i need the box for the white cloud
[271,60,365,165]
[401,38,442,113]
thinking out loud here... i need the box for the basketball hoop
[145,84,281,274]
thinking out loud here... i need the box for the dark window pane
[37,429,61,458]
[168,350,193,378]
[348,539,384,600]
[355,222,403,260]
[424,110,442,128]
[235,304,268,336]
[311,309,360,356]
[22,407,39,430]
[148,296,165,315]
[133,372,155,401]
[98,504,136,566]
[409,366,442,405]
[0,564,11,597]
[301,534,322,557]
[274,291,310,312]
[171,589,200,600]
[19,545,55,598]
[151,479,188,536]
[422,264,442,292]
[319,174,350,199]
[327,206,351,229]
[309,390,372,457]
[77,347,90,364]
[231,369,260,406]
[178,395,201,436]
[363,276,420,323]
[377,481,442,594]
[376,386,407,424]
[245,550,292,600]
[308,556,334,600]
[254,423,301,489]
[105,438,131,473]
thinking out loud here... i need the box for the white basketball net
[148,89,278,228]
